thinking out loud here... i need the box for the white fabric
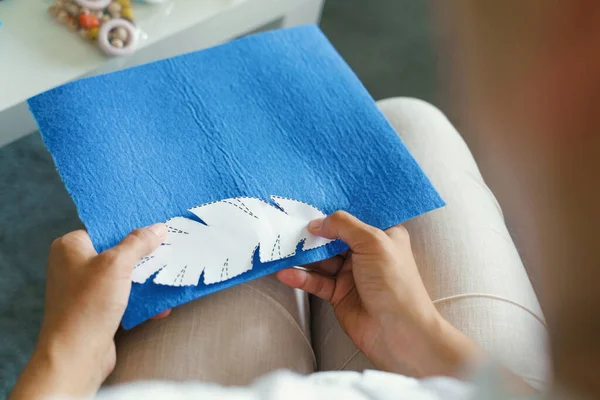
[98,370,475,400]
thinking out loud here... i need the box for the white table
[0,0,324,147]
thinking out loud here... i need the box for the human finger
[49,230,98,263]
[308,211,387,253]
[276,268,336,302]
[385,224,410,244]
[151,309,172,320]
[302,255,345,275]
[100,224,167,271]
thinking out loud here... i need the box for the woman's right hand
[276,211,483,377]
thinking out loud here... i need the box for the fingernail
[308,218,324,232]
[147,223,168,239]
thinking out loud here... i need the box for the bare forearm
[10,339,101,400]
[381,314,535,395]
[10,349,72,400]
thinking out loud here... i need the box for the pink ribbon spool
[97,18,139,56]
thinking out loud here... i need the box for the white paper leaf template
[132,196,334,286]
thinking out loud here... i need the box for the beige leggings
[107,98,548,389]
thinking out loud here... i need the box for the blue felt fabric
[28,25,444,329]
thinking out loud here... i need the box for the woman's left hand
[10,224,167,400]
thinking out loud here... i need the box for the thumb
[308,211,386,253]
[100,224,168,272]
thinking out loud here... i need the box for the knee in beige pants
[108,275,315,386]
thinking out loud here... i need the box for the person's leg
[107,275,314,386]
[312,97,548,389]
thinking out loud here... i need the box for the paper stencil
[133,196,333,286]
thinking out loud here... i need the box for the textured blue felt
[28,25,444,329]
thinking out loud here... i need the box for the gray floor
[0,0,436,395]
[321,0,437,103]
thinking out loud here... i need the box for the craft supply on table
[48,0,138,56]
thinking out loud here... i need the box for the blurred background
[0,0,439,395]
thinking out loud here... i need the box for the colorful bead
[79,14,100,29]
[67,17,79,31]
[65,3,80,16]
[110,38,124,48]
[49,0,138,55]
[110,27,128,41]
[89,27,99,39]
[107,2,121,16]
[57,10,69,23]
[121,7,133,21]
